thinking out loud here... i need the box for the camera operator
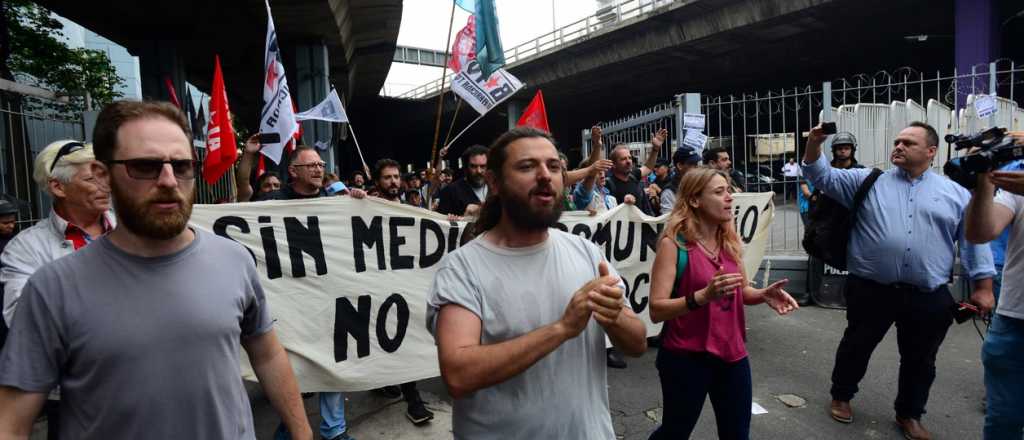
[803,121,994,440]
[965,132,1024,439]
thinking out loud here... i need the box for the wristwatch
[685,292,702,311]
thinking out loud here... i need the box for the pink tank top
[661,242,748,363]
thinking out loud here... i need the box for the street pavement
[238,302,988,440]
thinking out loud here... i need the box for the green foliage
[6,0,123,113]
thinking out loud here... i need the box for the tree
[3,0,123,113]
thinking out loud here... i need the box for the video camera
[943,127,1024,189]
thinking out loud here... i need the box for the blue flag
[454,0,474,12]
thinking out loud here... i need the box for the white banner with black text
[189,193,774,392]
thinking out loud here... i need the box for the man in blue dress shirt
[802,121,995,440]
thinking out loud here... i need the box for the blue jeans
[983,314,1024,440]
[650,349,752,440]
[274,392,347,440]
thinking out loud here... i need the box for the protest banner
[190,192,774,392]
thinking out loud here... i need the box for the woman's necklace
[695,236,721,262]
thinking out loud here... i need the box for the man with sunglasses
[0,101,312,440]
[0,139,113,439]
[251,145,365,202]
[242,145,364,440]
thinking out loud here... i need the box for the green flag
[474,0,505,77]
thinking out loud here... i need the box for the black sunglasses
[106,159,198,180]
[49,142,86,172]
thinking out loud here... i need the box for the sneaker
[406,399,435,425]
[374,385,402,399]
[328,432,356,440]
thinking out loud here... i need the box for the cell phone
[258,132,281,145]
[821,122,837,135]
[951,301,979,324]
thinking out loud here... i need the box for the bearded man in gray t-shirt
[0,101,311,440]
[426,127,648,440]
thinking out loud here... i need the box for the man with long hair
[426,127,647,439]
[647,168,797,439]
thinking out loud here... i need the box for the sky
[381,0,599,96]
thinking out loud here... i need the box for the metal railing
[580,59,1024,254]
[387,0,681,99]
[0,94,85,225]
[193,142,237,205]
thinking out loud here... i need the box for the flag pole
[442,98,464,147]
[445,111,486,150]
[348,124,369,173]
[429,1,458,166]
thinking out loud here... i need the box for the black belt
[850,275,932,293]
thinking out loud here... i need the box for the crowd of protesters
[0,97,1017,440]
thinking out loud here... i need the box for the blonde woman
[648,168,798,440]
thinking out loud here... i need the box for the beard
[500,183,564,232]
[468,172,485,188]
[111,179,194,240]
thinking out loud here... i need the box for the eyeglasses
[50,142,86,172]
[106,159,197,180]
[292,161,326,169]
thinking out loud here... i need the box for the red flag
[163,76,181,107]
[202,56,238,184]
[516,90,550,132]
[448,15,476,72]
[289,98,302,154]
[256,154,266,179]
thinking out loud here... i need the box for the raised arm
[565,159,612,188]
[587,125,605,166]
[801,124,871,208]
[235,134,262,202]
[640,128,667,179]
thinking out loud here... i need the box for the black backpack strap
[851,168,883,216]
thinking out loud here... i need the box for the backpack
[801,168,883,270]
[670,233,689,298]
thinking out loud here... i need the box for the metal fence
[0,94,85,225]
[582,59,1024,255]
[0,89,237,229]
[193,143,237,205]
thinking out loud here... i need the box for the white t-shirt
[471,184,488,202]
[782,162,801,177]
[995,189,1024,319]
[426,229,622,440]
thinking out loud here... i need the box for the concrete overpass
[36,0,402,129]
[355,0,971,168]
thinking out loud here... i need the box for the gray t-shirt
[995,190,1024,319]
[426,229,620,440]
[0,229,273,440]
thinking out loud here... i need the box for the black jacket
[436,179,483,216]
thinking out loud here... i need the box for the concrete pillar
[955,0,1000,109]
[506,99,525,130]
[293,43,334,172]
